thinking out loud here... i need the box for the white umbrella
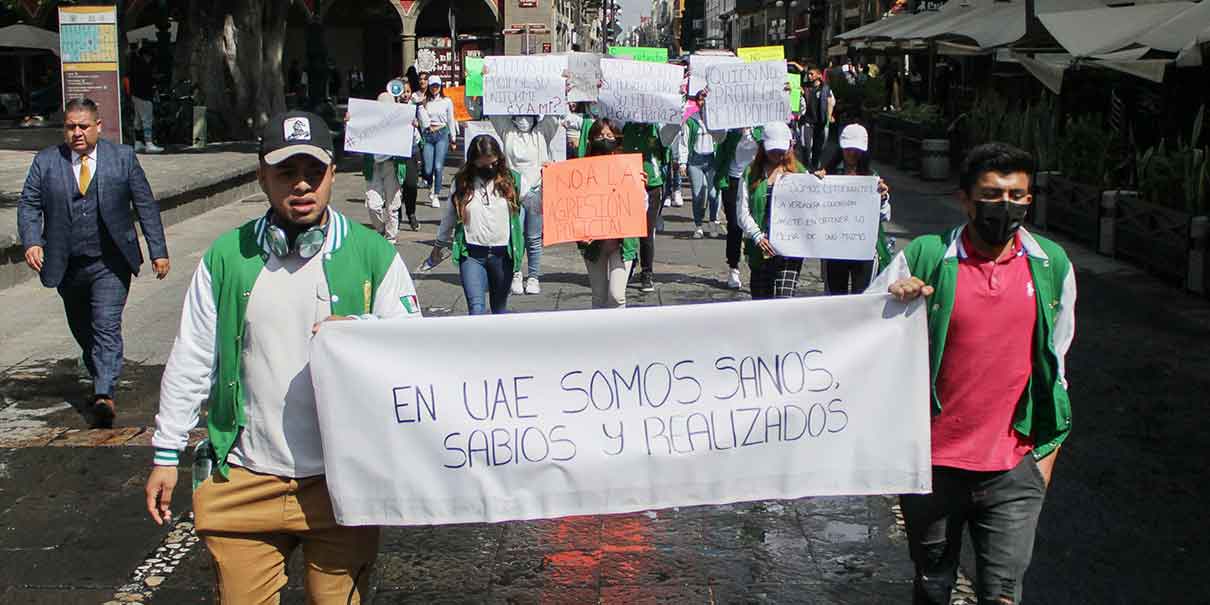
[126,21,178,44]
[0,24,60,55]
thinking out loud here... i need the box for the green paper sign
[788,74,802,111]
[607,46,669,63]
[465,57,485,97]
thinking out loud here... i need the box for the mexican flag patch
[400,294,419,314]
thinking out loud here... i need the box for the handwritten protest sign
[465,56,485,96]
[788,74,802,110]
[446,86,472,122]
[311,294,931,526]
[344,97,416,158]
[541,154,647,245]
[567,52,602,103]
[597,59,685,125]
[608,46,669,63]
[462,121,502,160]
[688,54,742,95]
[769,174,882,260]
[483,55,568,116]
[738,46,785,63]
[703,60,790,131]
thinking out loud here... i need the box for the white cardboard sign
[310,295,932,526]
[483,55,568,116]
[689,54,742,95]
[769,174,882,260]
[596,58,685,125]
[344,97,417,158]
[703,60,790,131]
[567,52,603,103]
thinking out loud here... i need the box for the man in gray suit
[18,97,170,427]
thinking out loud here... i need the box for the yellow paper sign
[738,46,785,63]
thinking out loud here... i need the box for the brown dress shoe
[91,397,116,429]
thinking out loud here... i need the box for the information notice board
[59,6,122,144]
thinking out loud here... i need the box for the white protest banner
[344,97,417,158]
[597,58,685,125]
[462,121,502,161]
[310,295,932,526]
[567,52,602,103]
[688,54,742,95]
[769,174,882,260]
[703,60,790,131]
[483,55,568,116]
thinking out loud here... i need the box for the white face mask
[512,116,535,133]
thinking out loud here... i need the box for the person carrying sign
[713,125,764,290]
[675,90,727,241]
[813,124,894,294]
[358,92,416,243]
[428,135,525,315]
[144,111,423,604]
[577,118,647,308]
[868,143,1076,605]
[622,121,673,293]
[734,122,808,299]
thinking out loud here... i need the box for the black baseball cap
[260,111,333,165]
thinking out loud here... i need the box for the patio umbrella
[0,24,60,55]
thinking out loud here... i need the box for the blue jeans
[422,128,450,195]
[57,256,131,397]
[459,245,513,315]
[519,191,543,279]
[687,151,719,226]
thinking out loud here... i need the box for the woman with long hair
[578,119,646,308]
[428,135,524,315]
[417,75,459,207]
[735,122,808,299]
[814,123,893,294]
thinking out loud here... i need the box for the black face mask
[972,201,1029,246]
[475,165,496,181]
[590,139,619,155]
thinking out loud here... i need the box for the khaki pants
[584,240,631,309]
[193,466,379,605]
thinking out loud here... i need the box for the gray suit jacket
[17,139,169,288]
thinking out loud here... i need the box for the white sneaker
[662,199,671,208]
[134,141,146,152]
[525,276,541,294]
[727,268,742,289]
[430,191,440,208]
[673,191,684,207]
[144,142,164,153]
[692,227,705,239]
[511,272,525,295]
[712,220,724,237]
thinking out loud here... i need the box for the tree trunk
[172,0,289,141]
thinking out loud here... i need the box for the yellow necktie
[78,157,91,195]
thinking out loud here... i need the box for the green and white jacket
[151,209,421,476]
[867,225,1077,460]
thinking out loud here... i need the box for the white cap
[377,91,396,103]
[427,75,443,87]
[762,122,793,152]
[839,124,869,152]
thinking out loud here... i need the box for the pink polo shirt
[931,231,1037,471]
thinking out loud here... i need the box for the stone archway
[399,0,501,73]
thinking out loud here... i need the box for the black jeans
[823,259,875,295]
[900,456,1048,605]
[639,186,663,274]
[721,177,743,269]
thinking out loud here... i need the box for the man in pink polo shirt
[869,143,1077,605]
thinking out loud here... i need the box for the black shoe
[91,396,115,429]
[409,215,420,231]
[639,272,655,292]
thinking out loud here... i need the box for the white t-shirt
[437,178,512,247]
[730,129,759,178]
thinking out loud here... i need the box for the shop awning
[1037,2,1194,58]
[0,24,59,55]
[906,1,1025,48]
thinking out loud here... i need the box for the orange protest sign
[446,86,472,122]
[542,154,648,246]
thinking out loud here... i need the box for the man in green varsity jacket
[144,111,421,604]
[868,143,1076,605]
